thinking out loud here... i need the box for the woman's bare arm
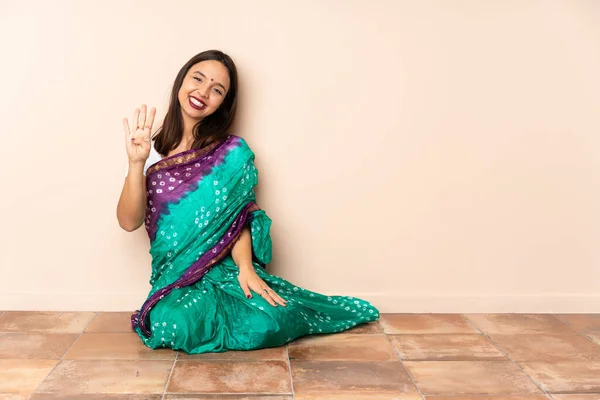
[117,104,155,232]
[117,162,147,231]
[233,225,287,307]
[231,226,254,271]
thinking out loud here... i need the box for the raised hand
[123,104,156,164]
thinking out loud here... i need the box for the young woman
[117,50,379,354]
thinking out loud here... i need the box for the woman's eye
[214,88,223,95]
[193,77,201,82]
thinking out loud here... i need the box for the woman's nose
[196,86,209,98]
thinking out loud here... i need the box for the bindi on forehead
[192,70,228,91]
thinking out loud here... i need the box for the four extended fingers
[124,105,156,145]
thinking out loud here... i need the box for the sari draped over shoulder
[131,135,379,354]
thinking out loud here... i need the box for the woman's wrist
[237,262,254,272]
[128,160,145,168]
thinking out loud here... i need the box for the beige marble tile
[291,361,419,395]
[0,395,31,400]
[556,315,600,342]
[425,397,549,400]
[520,361,600,393]
[36,360,172,394]
[492,334,600,362]
[167,360,291,394]
[389,334,506,361]
[555,314,600,332]
[295,395,421,400]
[344,321,383,334]
[164,396,293,400]
[30,395,162,400]
[85,312,136,333]
[552,396,600,400]
[404,361,542,395]
[380,314,479,334]
[466,314,574,335]
[178,346,287,361]
[64,333,175,360]
[0,312,96,334]
[0,359,57,393]
[0,333,78,359]
[288,334,396,361]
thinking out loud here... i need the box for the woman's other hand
[123,104,156,164]
[238,267,287,307]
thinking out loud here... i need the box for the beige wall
[1,0,599,313]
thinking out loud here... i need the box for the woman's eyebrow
[193,71,227,91]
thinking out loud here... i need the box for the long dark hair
[153,50,238,155]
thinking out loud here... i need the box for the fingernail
[247,295,251,299]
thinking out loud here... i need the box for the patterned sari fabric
[131,135,380,354]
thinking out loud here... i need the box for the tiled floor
[0,312,599,399]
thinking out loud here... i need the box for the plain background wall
[1,0,599,313]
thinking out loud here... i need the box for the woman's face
[178,60,231,123]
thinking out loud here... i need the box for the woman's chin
[182,107,205,122]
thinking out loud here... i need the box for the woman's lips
[189,96,206,110]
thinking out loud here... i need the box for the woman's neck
[181,132,194,149]
[181,112,201,150]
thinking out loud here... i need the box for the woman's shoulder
[224,135,257,166]
[229,134,254,154]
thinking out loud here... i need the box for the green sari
[131,135,379,353]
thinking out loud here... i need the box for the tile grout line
[31,311,98,394]
[285,343,295,399]
[384,332,426,399]
[462,314,553,399]
[552,313,600,346]
[84,312,101,331]
[162,350,179,400]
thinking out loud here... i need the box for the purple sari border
[146,137,223,177]
[132,200,261,337]
[143,135,242,242]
